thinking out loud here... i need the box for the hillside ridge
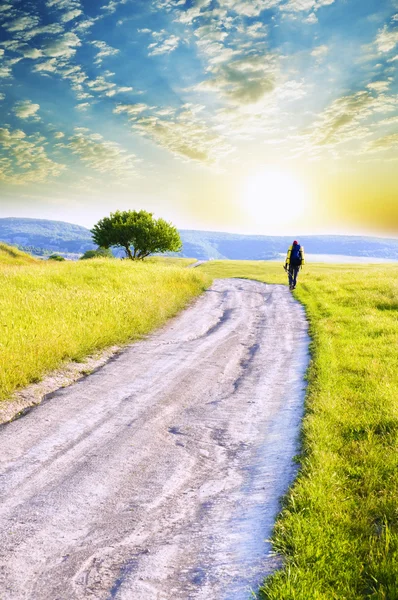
[0,217,397,260]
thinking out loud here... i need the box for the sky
[0,0,397,236]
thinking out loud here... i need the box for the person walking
[284,240,305,290]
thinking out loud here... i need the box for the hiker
[284,240,305,290]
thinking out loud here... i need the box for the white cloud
[67,129,138,177]
[114,103,149,116]
[311,44,328,58]
[0,93,5,100]
[91,40,119,64]
[218,0,280,17]
[113,102,231,164]
[46,0,80,9]
[32,58,59,72]
[61,9,82,22]
[148,32,180,56]
[197,53,278,105]
[19,23,64,41]
[86,75,116,93]
[375,19,398,53]
[13,100,40,119]
[100,0,128,14]
[367,80,391,92]
[4,15,40,32]
[0,126,65,184]
[54,131,65,138]
[309,90,398,148]
[104,86,133,97]
[76,102,90,110]
[282,0,335,12]
[23,48,43,59]
[366,132,398,153]
[41,32,81,58]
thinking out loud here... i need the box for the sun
[241,168,309,230]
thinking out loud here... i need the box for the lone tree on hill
[91,210,182,260]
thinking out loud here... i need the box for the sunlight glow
[242,169,309,230]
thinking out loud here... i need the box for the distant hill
[179,230,398,260]
[0,217,397,260]
[0,218,95,256]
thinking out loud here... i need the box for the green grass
[0,255,210,401]
[0,242,39,266]
[199,260,398,599]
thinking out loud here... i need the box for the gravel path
[0,279,309,600]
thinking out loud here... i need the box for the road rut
[0,279,309,600]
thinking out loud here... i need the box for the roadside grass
[147,256,198,267]
[199,260,398,599]
[0,256,210,401]
[0,242,39,266]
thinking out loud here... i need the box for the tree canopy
[91,210,182,260]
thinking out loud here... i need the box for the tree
[79,247,114,260]
[48,253,65,261]
[91,210,182,260]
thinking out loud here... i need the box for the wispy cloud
[91,40,119,64]
[113,102,232,164]
[0,127,65,184]
[67,128,139,177]
[148,32,180,56]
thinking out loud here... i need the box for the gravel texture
[0,279,309,600]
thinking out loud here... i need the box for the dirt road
[0,279,309,600]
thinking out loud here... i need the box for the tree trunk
[124,245,134,260]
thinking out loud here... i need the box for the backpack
[290,244,302,266]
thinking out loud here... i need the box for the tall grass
[199,260,398,599]
[0,243,39,266]
[0,257,210,401]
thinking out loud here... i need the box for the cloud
[375,18,398,54]
[61,9,82,22]
[367,80,391,93]
[176,0,212,24]
[311,44,328,59]
[46,0,81,9]
[100,0,128,15]
[4,15,40,32]
[218,0,280,17]
[86,75,116,93]
[54,131,65,138]
[18,23,64,41]
[13,100,40,119]
[91,40,119,64]
[309,90,398,148]
[282,0,335,12]
[148,31,180,56]
[114,103,149,116]
[104,86,133,97]
[113,102,231,164]
[67,129,138,177]
[197,53,278,105]
[76,102,90,110]
[366,132,398,153]
[41,32,81,58]
[0,126,66,184]
[0,93,5,100]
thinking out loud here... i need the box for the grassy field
[0,249,210,401]
[0,243,40,266]
[199,260,398,599]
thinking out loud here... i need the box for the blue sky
[0,0,397,234]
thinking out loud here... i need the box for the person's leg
[288,265,294,288]
[293,266,299,288]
